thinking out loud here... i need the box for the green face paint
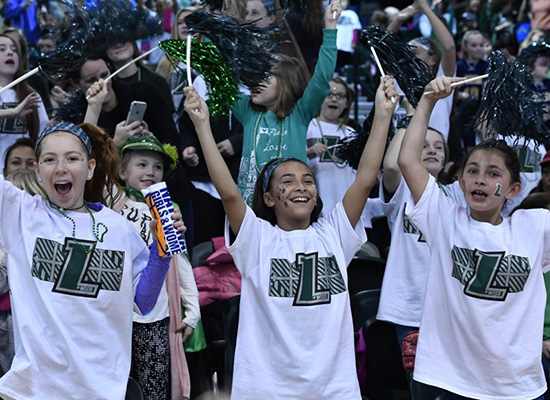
[494,183,502,198]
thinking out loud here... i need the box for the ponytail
[80,123,123,207]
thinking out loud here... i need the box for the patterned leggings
[131,318,170,400]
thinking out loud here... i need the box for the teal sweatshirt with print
[231,29,337,205]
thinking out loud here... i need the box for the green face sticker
[494,183,502,198]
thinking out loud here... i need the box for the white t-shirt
[119,197,200,328]
[307,119,356,217]
[504,135,547,197]
[227,203,365,400]
[361,196,384,229]
[0,88,48,170]
[0,178,149,400]
[406,175,550,399]
[336,9,361,53]
[377,178,465,327]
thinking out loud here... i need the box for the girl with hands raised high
[231,0,342,206]
[184,76,397,400]
[397,76,550,400]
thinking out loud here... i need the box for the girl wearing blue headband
[184,76,397,399]
[0,122,186,399]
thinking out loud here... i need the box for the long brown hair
[81,123,123,207]
[251,54,310,120]
[0,31,40,141]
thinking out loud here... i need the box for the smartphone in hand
[125,101,148,126]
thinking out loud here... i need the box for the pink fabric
[193,237,241,308]
[355,326,367,392]
[167,258,191,400]
[0,292,10,311]
[164,8,173,33]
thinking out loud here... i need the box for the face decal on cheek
[494,183,502,198]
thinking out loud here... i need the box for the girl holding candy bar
[0,122,186,400]
[115,136,202,400]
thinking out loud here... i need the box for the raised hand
[184,86,210,127]
[375,75,399,115]
[10,92,41,118]
[325,0,342,29]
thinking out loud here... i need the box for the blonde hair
[519,29,546,52]
[156,7,198,79]
[6,169,47,197]
[460,30,484,58]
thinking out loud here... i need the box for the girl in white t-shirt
[306,76,356,217]
[398,75,550,400]
[388,0,456,140]
[183,76,397,400]
[0,122,186,400]
[377,122,450,343]
[0,33,48,169]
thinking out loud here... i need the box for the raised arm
[342,75,397,227]
[417,0,456,76]
[387,4,419,33]
[294,1,341,120]
[184,87,246,235]
[382,126,407,197]
[83,79,108,126]
[398,76,458,203]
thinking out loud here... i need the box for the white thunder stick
[186,34,193,85]
[369,46,396,103]
[0,66,40,97]
[424,74,489,95]
[86,46,160,99]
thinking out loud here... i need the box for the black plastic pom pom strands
[38,0,164,81]
[359,26,434,108]
[517,41,550,67]
[184,10,279,93]
[474,51,550,147]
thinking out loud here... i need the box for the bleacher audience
[0,0,549,399]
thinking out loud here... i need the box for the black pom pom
[200,0,225,11]
[185,10,280,91]
[36,1,93,79]
[53,92,86,124]
[358,26,434,108]
[335,109,375,170]
[474,51,550,146]
[86,1,163,49]
[517,41,550,67]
